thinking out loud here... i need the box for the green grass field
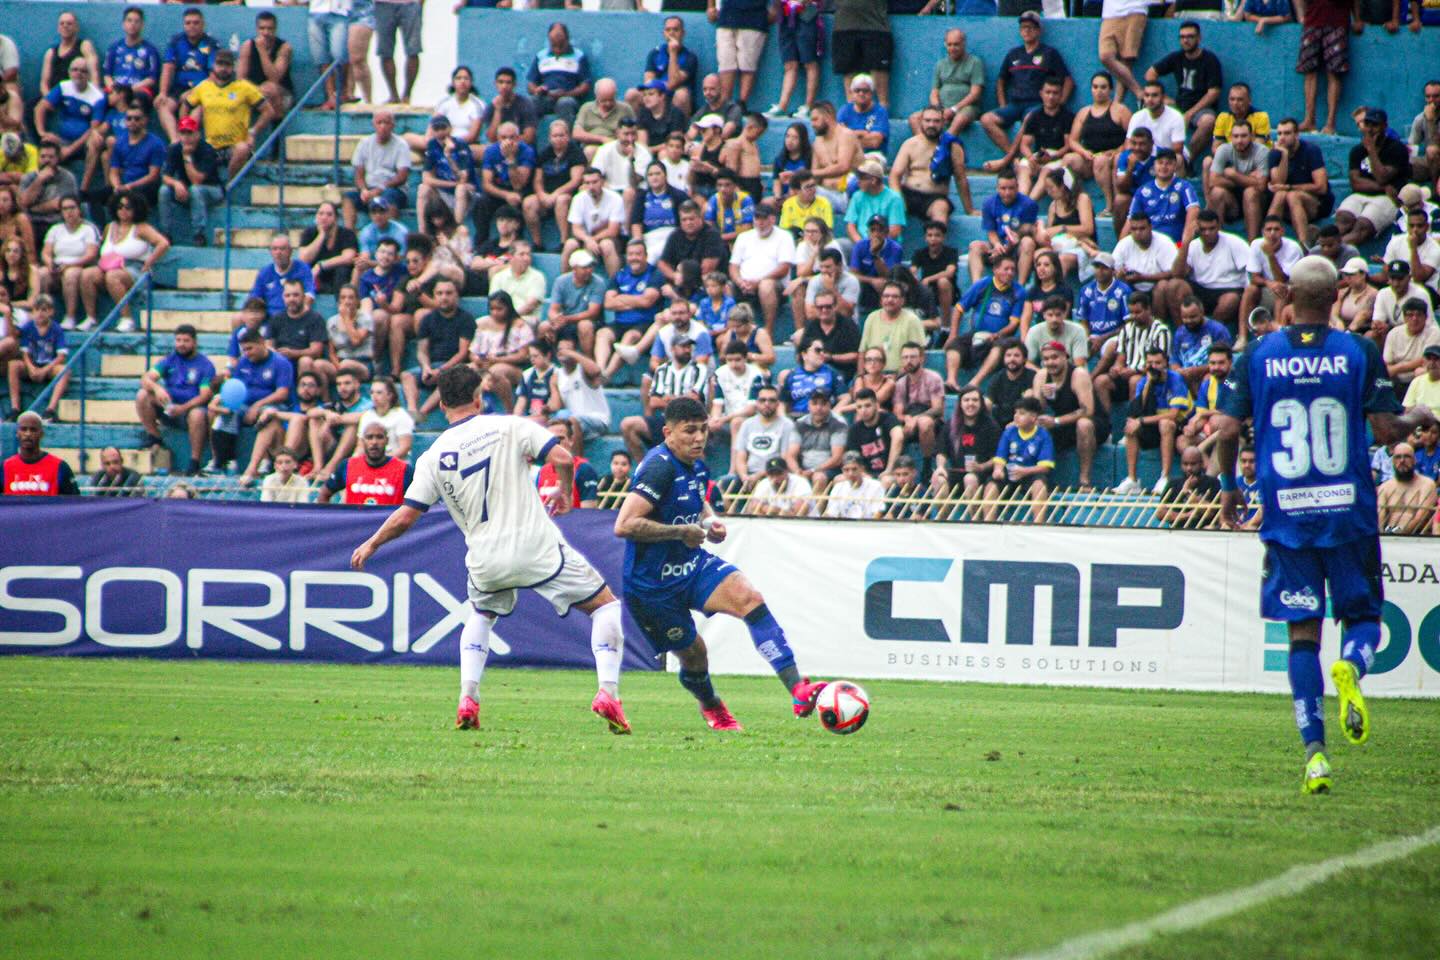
[1,658,1437,960]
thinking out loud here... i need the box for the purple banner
[0,499,659,670]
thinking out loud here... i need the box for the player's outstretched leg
[577,590,631,735]
[703,570,827,717]
[1332,619,1378,746]
[457,609,492,730]
[673,637,741,731]
[1288,626,1331,794]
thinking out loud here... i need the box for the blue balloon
[219,378,248,412]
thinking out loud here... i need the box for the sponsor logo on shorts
[1276,483,1354,511]
[1279,586,1321,612]
[666,626,685,642]
[660,558,699,580]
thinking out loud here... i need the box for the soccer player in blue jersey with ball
[1215,256,1436,794]
[615,396,828,730]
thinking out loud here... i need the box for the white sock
[590,600,624,698]
[460,610,492,702]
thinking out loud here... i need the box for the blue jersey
[848,237,903,280]
[226,321,271,359]
[424,138,478,186]
[980,192,1039,236]
[959,278,1025,335]
[608,265,661,330]
[623,445,713,597]
[1074,277,1133,337]
[1132,369,1194,419]
[697,295,735,334]
[481,142,536,191]
[1414,444,1440,480]
[1238,471,1262,523]
[358,267,401,306]
[1128,178,1199,243]
[153,351,216,405]
[643,43,700,101]
[994,424,1055,470]
[836,102,891,154]
[248,260,316,316]
[1171,318,1232,369]
[104,38,162,89]
[163,32,219,93]
[231,350,295,405]
[110,132,167,186]
[19,322,66,366]
[779,365,845,414]
[1193,372,1233,413]
[1220,326,1402,548]
[43,81,105,143]
[1115,150,1155,190]
[634,186,687,233]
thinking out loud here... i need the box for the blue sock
[679,670,719,708]
[1288,642,1326,750]
[743,604,800,688]
[1341,620,1380,680]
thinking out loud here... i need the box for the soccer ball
[815,681,870,735]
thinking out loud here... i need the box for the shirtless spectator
[719,113,766,202]
[808,101,861,216]
[1377,443,1437,535]
[891,106,973,225]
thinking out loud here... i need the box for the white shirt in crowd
[592,140,653,193]
[1111,232,1178,291]
[822,474,887,519]
[568,187,626,234]
[554,363,611,423]
[45,220,103,267]
[1246,237,1305,281]
[1373,281,1436,327]
[433,94,486,142]
[750,473,816,516]
[712,361,768,417]
[1381,234,1440,292]
[359,407,416,459]
[731,225,796,283]
[1127,106,1187,152]
[1185,231,1250,289]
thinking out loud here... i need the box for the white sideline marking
[1012,824,1440,960]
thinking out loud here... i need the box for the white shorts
[716,28,766,74]
[1337,192,1398,230]
[467,541,606,617]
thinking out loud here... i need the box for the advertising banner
[0,499,660,671]
[699,520,1440,698]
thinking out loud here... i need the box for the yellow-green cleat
[1330,660,1371,746]
[1302,751,1333,795]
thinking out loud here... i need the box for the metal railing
[26,273,155,465]
[222,60,344,305]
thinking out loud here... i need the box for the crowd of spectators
[1,4,1438,530]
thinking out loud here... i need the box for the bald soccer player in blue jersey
[614,396,829,731]
[1215,256,1436,794]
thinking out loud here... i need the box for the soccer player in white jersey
[351,366,632,735]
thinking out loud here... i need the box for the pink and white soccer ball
[815,681,870,735]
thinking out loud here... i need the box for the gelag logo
[863,558,1185,647]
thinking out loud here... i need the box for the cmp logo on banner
[699,520,1440,698]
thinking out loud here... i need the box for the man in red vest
[535,419,600,509]
[318,419,411,505]
[3,411,80,496]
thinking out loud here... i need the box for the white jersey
[405,414,565,590]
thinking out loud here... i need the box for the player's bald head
[16,411,42,428]
[1289,255,1339,317]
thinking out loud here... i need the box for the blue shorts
[779,16,822,65]
[624,552,738,653]
[988,100,1040,129]
[1261,536,1383,624]
[345,187,407,213]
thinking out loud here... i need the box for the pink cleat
[591,689,632,735]
[790,678,828,718]
[701,701,743,731]
[455,695,480,730]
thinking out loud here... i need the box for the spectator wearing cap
[136,323,216,472]
[1074,252,1133,356]
[729,202,795,336]
[182,48,270,180]
[837,75,890,155]
[1404,344,1440,417]
[844,158,905,248]
[1370,259,1432,344]
[0,133,37,189]
[967,166,1038,287]
[547,249,606,356]
[823,451,887,519]
[1335,108,1412,249]
[155,7,219,142]
[704,168,755,244]
[626,17,699,119]
[791,388,848,489]
[745,455,816,517]
[1124,146,1199,249]
[892,340,944,459]
[1295,0,1358,136]
[622,331,708,460]
[1238,215,1303,337]
[980,13,1073,157]
[342,110,410,232]
[158,114,222,247]
[1333,255,1377,333]
[850,215,903,311]
[526,23,591,130]
[1384,298,1440,392]
[418,115,477,232]
[475,122,537,243]
[353,199,411,284]
[1383,206,1440,294]
[635,79,688,149]
[574,79,636,158]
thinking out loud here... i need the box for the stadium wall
[0,499,659,671]
[700,520,1440,698]
[457,10,1440,135]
